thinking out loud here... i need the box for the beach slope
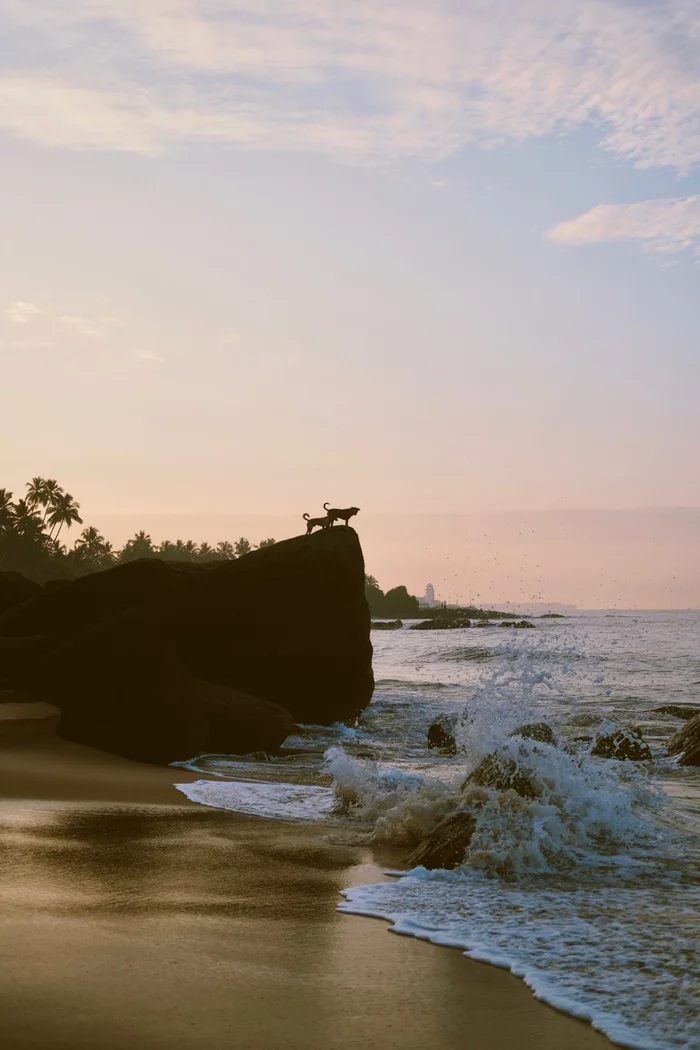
[0,738,614,1050]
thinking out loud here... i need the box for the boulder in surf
[406,810,476,870]
[667,714,700,766]
[592,728,651,762]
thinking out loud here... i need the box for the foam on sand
[175,778,336,821]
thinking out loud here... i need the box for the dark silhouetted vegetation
[364,575,420,617]
[0,478,276,581]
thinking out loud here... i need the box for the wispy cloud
[7,301,44,323]
[548,196,700,255]
[133,350,165,363]
[1,1,700,170]
[4,301,123,337]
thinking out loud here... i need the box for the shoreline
[0,737,615,1050]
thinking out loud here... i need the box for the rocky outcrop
[25,608,209,764]
[191,679,292,756]
[592,729,651,762]
[427,721,457,754]
[2,528,373,729]
[463,748,539,799]
[371,620,403,630]
[657,705,700,722]
[0,635,51,684]
[499,619,535,629]
[0,701,61,738]
[406,810,476,870]
[512,722,555,745]
[0,701,60,743]
[667,714,700,767]
[0,571,41,618]
[411,617,471,631]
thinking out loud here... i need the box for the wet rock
[410,616,471,631]
[667,714,700,767]
[406,810,476,870]
[464,749,539,799]
[656,705,700,722]
[371,619,403,630]
[191,679,292,756]
[592,728,651,762]
[511,722,555,745]
[500,619,535,629]
[427,721,457,754]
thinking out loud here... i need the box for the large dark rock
[0,688,37,704]
[191,679,292,755]
[15,610,294,764]
[371,619,403,630]
[0,572,41,617]
[0,558,186,641]
[25,607,209,764]
[0,635,52,683]
[1,527,373,726]
[592,728,651,762]
[406,810,476,870]
[667,714,700,766]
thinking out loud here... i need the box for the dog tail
[323,502,331,511]
[303,513,310,520]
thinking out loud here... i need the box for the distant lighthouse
[423,583,436,607]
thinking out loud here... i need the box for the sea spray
[172,612,700,1049]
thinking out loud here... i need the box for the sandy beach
[0,737,616,1050]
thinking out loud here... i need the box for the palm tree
[119,530,156,562]
[258,538,276,548]
[25,477,47,513]
[48,493,82,540]
[41,479,64,524]
[0,489,14,531]
[197,542,216,561]
[234,537,254,558]
[74,525,103,552]
[74,526,114,570]
[215,541,235,560]
[0,498,49,572]
[12,499,44,539]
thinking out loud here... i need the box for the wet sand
[0,738,615,1050]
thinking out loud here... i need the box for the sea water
[175,611,700,1050]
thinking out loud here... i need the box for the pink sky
[84,508,698,610]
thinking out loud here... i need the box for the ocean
[175,610,700,1050]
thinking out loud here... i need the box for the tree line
[0,478,276,580]
[364,575,420,618]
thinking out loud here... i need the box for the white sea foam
[175,779,336,821]
[171,612,700,1049]
[339,870,700,1050]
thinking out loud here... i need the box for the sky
[1,0,698,606]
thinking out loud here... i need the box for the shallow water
[175,611,700,1050]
